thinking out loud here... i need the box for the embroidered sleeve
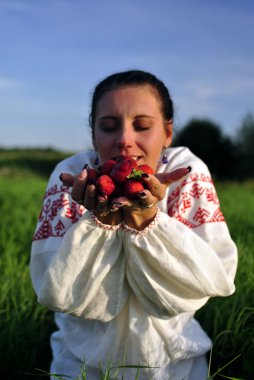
[33,183,85,241]
[167,172,224,228]
[166,168,238,281]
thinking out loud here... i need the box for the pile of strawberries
[86,156,154,200]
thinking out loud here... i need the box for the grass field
[0,163,253,379]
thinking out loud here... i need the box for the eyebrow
[98,116,117,120]
[98,115,155,120]
[134,115,154,119]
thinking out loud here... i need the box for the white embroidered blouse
[30,146,237,380]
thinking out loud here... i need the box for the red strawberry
[123,179,144,200]
[110,157,139,184]
[100,159,117,175]
[87,168,99,184]
[96,175,116,196]
[138,164,154,175]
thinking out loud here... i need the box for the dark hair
[89,70,174,136]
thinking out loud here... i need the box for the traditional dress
[30,146,237,380]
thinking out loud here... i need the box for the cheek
[94,130,107,147]
[94,134,113,159]
[151,149,163,165]
[146,134,165,153]
[145,138,164,167]
[144,146,162,169]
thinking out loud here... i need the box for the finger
[109,202,125,212]
[84,184,97,210]
[71,168,88,204]
[141,174,166,200]
[142,167,190,200]
[59,173,76,187]
[138,190,157,208]
[155,167,191,185]
[96,194,109,215]
[110,196,129,211]
[112,193,156,211]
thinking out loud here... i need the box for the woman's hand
[110,167,191,230]
[60,168,122,226]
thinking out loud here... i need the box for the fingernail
[98,195,107,202]
[187,166,192,173]
[83,164,89,170]
[59,173,63,181]
[80,168,88,179]
[87,184,96,194]
[139,192,147,199]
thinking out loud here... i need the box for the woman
[30,70,237,380]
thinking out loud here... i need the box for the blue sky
[1,0,253,152]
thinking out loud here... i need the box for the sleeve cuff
[122,209,161,236]
[90,209,162,235]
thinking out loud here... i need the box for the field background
[0,149,253,379]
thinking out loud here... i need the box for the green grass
[196,181,254,377]
[0,147,73,178]
[0,169,253,379]
[0,173,56,379]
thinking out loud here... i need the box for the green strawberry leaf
[127,169,144,179]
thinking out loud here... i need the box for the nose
[116,123,134,148]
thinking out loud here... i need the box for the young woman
[30,70,237,380]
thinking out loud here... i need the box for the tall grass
[0,172,55,379]
[0,170,253,379]
[196,181,254,376]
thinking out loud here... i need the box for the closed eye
[98,117,118,132]
[133,117,153,131]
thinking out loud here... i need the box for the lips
[112,155,142,163]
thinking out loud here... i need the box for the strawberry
[96,175,116,196]
[123,179,144,200]
[110,157,139,184]
[138,164,154,175]
[100,159,117,175]
[87,168,99,184]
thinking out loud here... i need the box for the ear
[164,120,173,147]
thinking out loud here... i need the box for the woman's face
[93,85,172,171]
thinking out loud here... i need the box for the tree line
[172,112,254,180]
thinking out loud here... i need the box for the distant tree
[172,118,237,179]
[237,113,254,155]
[235,112,254,179]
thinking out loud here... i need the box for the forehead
[96,85,162,116]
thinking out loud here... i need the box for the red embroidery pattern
[167,172,225,228]
[33,184,85,241]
